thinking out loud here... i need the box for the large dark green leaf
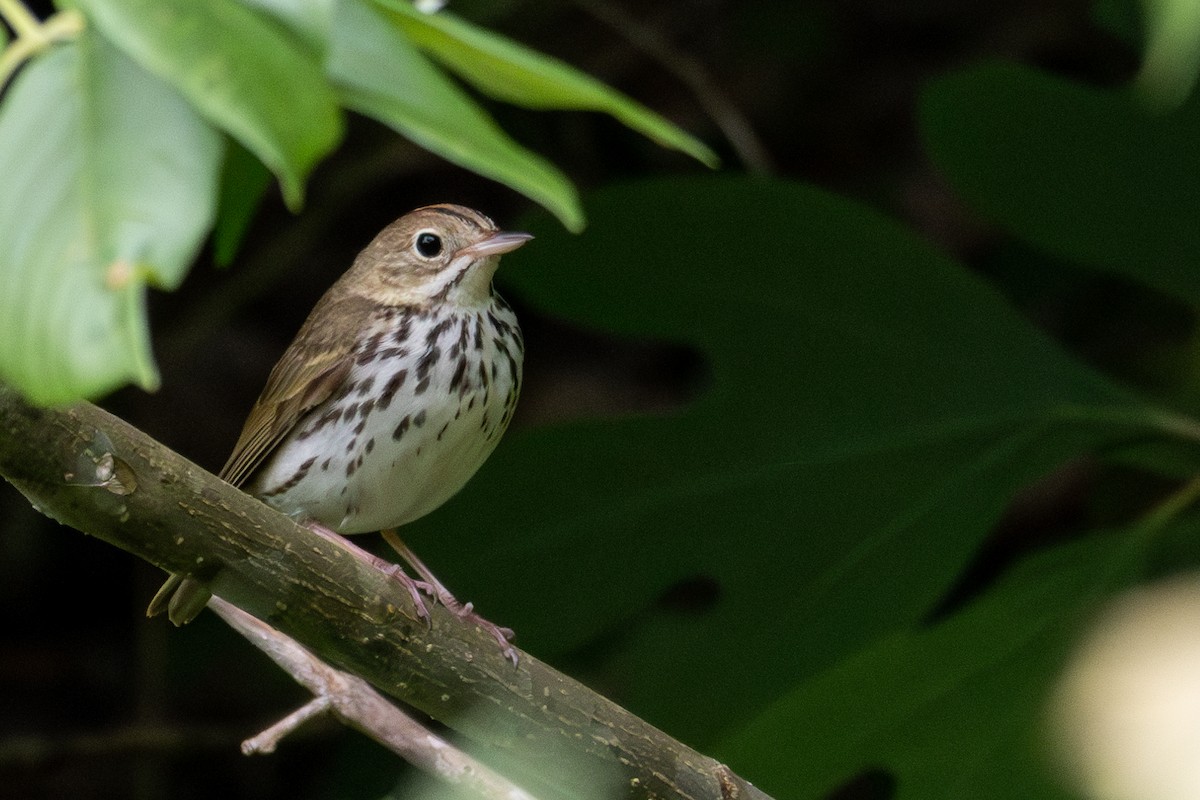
[717,530,1144,800]
[76,0,342,209]
[0,32,220,403]
[397,177,1186,748]
[327,0,583,231]
[920,62,1200,303]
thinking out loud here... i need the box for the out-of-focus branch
[212,597,539,799]
[0,383,771,800]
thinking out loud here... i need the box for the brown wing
[219,313,357,488]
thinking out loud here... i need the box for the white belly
[250,304,521,533]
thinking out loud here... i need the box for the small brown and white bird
[149,204,529,660]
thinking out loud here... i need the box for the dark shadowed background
[6,1,1194,799]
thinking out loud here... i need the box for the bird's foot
[437,593,517,665]
[379,563,434,624]
[303,520,433,622]
[381,529,518,666]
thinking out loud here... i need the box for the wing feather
[218,294,369,487]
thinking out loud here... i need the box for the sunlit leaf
[239,0,332,52]
[76,0,342,209]
[0,33,221,403]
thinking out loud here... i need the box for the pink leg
[381,529,517,666]
[303,521,433,623]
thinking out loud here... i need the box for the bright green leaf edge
[375,0,719,168]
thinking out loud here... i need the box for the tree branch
[0,383,770,800]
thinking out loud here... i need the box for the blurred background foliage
[4,1,1200,799]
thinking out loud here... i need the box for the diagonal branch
[0,383,771,800]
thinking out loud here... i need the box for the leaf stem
[1050,402,1200,448]
[1136,474,1200,543]
[0,0,42,41]
[0,4,83,91]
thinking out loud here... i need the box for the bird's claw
[437,590,518,665]
[378,530,518,665]
[383,564,433,624]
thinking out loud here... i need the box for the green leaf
[920,62,1200,304]
[0,33,221,403]
[212,139,273,267]
[327,0,583,231]
[396,177,1183,747]
[717,531,1139,800]
[374,0,719,168]
[239,0,332,53]
[75,0,342,209]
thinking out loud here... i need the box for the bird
[148,204,530,662]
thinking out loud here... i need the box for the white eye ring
[414,231,443,259]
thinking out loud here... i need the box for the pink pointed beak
[457,231,533,259]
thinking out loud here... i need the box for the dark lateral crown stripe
[421,204,495,230]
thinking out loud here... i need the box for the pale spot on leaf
[104,259,135,291]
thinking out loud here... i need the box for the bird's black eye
[415,232,443,258]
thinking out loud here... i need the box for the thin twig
[569,0,774,173]
[241,696,332,755]
[211,597,540,799]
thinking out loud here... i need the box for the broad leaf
[76,0,342,209]
[921,62,1200,304]
[397,177,1186,747]
[374,0,719,168]
[717,530,1147,800]
[0,33,220,403]
[327,0,583,231]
